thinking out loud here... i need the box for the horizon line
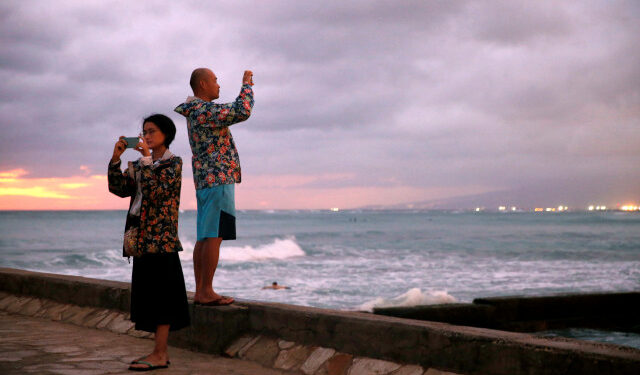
[1,207,638,213]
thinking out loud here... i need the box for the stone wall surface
[2,267,640,375]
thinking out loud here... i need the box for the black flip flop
[197,296,234,306]
[131,359,170,365]
[128,360,169,371]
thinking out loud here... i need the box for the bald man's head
[190,68,210,92]
[190,68,219,101]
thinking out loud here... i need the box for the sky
[1,0,639,210]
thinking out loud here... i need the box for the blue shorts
[196,184,236,241]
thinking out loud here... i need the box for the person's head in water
[262,281,289,290]
[190,68,219,101]
[142,114,176,149]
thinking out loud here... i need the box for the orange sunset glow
[0,167,488,211]
[0,168,125,210]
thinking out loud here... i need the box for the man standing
[174,68,254,305]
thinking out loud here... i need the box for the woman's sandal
[128,360,169,371]
[131,359,170,365]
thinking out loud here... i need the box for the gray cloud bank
[1,0,639,207]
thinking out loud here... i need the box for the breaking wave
[179,237,305,262]
[358,288,457,312]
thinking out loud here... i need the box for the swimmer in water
[262,281,290,290]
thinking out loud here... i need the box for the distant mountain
[360,182,638,210]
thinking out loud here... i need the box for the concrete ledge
[2,268,640,375]
[0,267,130,312]
[171,302,250,354]
[373,303,497,328]
[474,293,640,332]
[374,292,640,333]
[244,299,640,374]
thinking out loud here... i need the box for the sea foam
[223,237,305,262]
[358,288,457,312]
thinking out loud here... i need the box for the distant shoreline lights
[469,204,640,213]
[620,205,640,212]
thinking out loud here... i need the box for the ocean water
[1,210,639,347]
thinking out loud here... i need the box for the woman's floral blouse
[108,156,183,256]
[174,84,254,190]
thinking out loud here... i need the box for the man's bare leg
[193,240,204,302]
[200,237,233,304]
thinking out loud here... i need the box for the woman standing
[109,114,189,372]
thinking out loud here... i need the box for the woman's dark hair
[143,114,176,147]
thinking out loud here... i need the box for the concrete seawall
[1,267,639,375]
[374,292,640,333]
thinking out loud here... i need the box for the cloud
[467,1,573,45]
[1,0,639,208]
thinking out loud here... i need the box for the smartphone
[123,137,139,148]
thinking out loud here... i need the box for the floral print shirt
[108,155,183,256]
[174,84,254,190]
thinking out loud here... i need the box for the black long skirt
[130,252,190,333]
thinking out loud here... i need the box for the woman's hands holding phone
[111,135,149,163]
[111,136,128,163]
[134,134,151,157]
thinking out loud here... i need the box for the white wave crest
[178,237,305,262]
[179,239,196,261]
[222,237,305,262]
[358,288,457,312]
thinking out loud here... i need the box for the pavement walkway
[0,311,288,375]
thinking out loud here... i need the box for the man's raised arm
[174,70,254,128]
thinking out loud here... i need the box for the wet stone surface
[0,311,288,375]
